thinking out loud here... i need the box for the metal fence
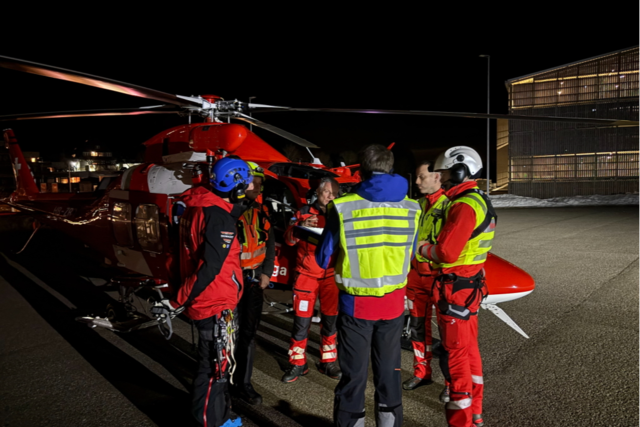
[506,47,639,198]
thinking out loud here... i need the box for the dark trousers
[192,316,233,427]
[334,312,404,427]
[234,277,264,388]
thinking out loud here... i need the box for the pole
[480,55,491,195]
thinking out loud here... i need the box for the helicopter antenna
[305,147,323,165]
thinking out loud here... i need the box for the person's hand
[303,215,318,227]
[150,299,184,320]
[259,274,271,290]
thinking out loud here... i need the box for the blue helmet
[210,158,252,200]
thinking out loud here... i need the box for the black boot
[317,361,342,380]
[439,384,450,403]
[281,364,309,383]
[402,376,433,390]
[472,413,485,427]
[233,383,263,405]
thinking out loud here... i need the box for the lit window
[135,204,163,253]
[70,177,81,183]
[91,151,98,157]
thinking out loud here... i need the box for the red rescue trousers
[289,273,339,365]
[438,313,484,427]
[406,269,436,380]
[432,273,485,427]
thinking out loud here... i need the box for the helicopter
[1,55,634,339]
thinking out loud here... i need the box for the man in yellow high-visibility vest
[317,144,420,427]
[403,160,448,391]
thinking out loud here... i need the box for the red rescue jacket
[432,181,484,278]
[174,186,244,320]
[284,202,334,279]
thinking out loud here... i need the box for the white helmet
[434,146,483,184]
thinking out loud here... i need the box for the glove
[150,299,184,320]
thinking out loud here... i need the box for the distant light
[30,157,36,163]
[616,85,619,88]
[560,82,564,85]
[621,75,625,78]
[558,91,562,94]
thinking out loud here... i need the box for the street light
[479,54,490,195]
[248,96,257,131]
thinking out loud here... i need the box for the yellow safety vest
[437,188,496,269]
[332,193,421,297]
[415,194,449,264]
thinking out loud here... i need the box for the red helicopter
[1,55,632,338]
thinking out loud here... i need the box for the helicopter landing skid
[75,314,158,333]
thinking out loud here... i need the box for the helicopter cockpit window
[262,178,296,233]
[135,204,163,253]
[112,202,133,247]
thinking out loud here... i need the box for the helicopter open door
[262,175,299,287]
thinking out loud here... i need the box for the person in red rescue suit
[159,158,253,427]
[402,160,448,391]
[281,176,343,383]
[232,161,275,406]
[418,146,497,427]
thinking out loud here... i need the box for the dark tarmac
[0,206,638,427]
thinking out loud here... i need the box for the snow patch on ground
[490,193,639,208]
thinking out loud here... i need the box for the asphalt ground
[0,206,637,427]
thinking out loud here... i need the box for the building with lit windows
[501,46,638,198]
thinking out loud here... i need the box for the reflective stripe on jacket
[332,193,420,297]
[238,202,271,270]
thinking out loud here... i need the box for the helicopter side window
[112,202,133,247]
[135,204,163,253]
[262,178,296,233]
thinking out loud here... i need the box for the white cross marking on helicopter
[14,158,20,170]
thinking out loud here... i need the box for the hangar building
[500,46,638,198]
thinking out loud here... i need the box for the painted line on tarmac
[0,252,76,309]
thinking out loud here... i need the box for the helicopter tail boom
[3,129,39,196]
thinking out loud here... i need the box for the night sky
[0,9,637,181]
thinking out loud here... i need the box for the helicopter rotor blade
[233,113,319,148]
[249,105,638,127]
[0,107,181,121]
[0,55,200,108]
